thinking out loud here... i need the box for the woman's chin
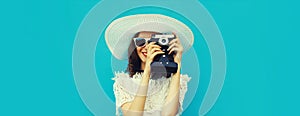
[141,57,146,63]
[138,54,146,62]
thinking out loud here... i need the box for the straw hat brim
[105,14,194,60]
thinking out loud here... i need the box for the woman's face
[135,32,157,63]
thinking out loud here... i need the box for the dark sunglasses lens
[135,38,146,47]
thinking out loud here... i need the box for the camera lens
[159,38,169,46]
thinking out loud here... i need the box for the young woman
[105,14,194,116]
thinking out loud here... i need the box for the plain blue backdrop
[0,0,299,115]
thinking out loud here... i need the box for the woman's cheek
[140,54,146,62]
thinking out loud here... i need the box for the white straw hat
[105,14,194,60]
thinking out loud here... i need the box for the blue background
[0,0,299,115]
[95,6,210,116]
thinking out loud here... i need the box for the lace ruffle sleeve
[112,72,136,116]
[178,74,191,115]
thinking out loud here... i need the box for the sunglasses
[133,38,151,47]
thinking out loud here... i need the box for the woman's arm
[162,35,183,116]
[161,64,181,116]
[122,66,151,116]
[122,42,164,116]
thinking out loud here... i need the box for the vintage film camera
[148,33,178,78]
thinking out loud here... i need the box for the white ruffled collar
[112,72,171,96]
[112,72,191,96]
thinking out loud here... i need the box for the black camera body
[148,33,178,78]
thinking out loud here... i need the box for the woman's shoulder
[112,71,144,81]
[112,71,148,86]
[112,71,129,79]
[112,72,141,95]
[112,72,135,86]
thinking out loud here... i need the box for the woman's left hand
[167,33,183,64]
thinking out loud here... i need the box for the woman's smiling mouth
[142,52,147,57]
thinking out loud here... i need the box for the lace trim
[178,74,191,115]
[112,72,191,116]
[112,72,172,96]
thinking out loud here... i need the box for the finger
[148,42,156,46]
[169,46,183,54]
[172,32,177,37]
[147,43,160,52]
[150,45,161,49]
[151,48,162,54]
[168,48,179,55]
[148,44,161,50]
[169,39,178,45]
[151,51,165,58]
[148,46,161,54]
[167,43,177,51]
[169,42,184,52]
[146,42,156,49]
[150,41,156,44]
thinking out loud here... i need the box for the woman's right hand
[144,42,164,72]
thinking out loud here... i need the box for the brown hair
[126,32,142,77]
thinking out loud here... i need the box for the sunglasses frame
[133,37,151,48]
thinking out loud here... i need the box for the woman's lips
[142,52,147,57]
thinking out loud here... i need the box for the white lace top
[112,72,191,116]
